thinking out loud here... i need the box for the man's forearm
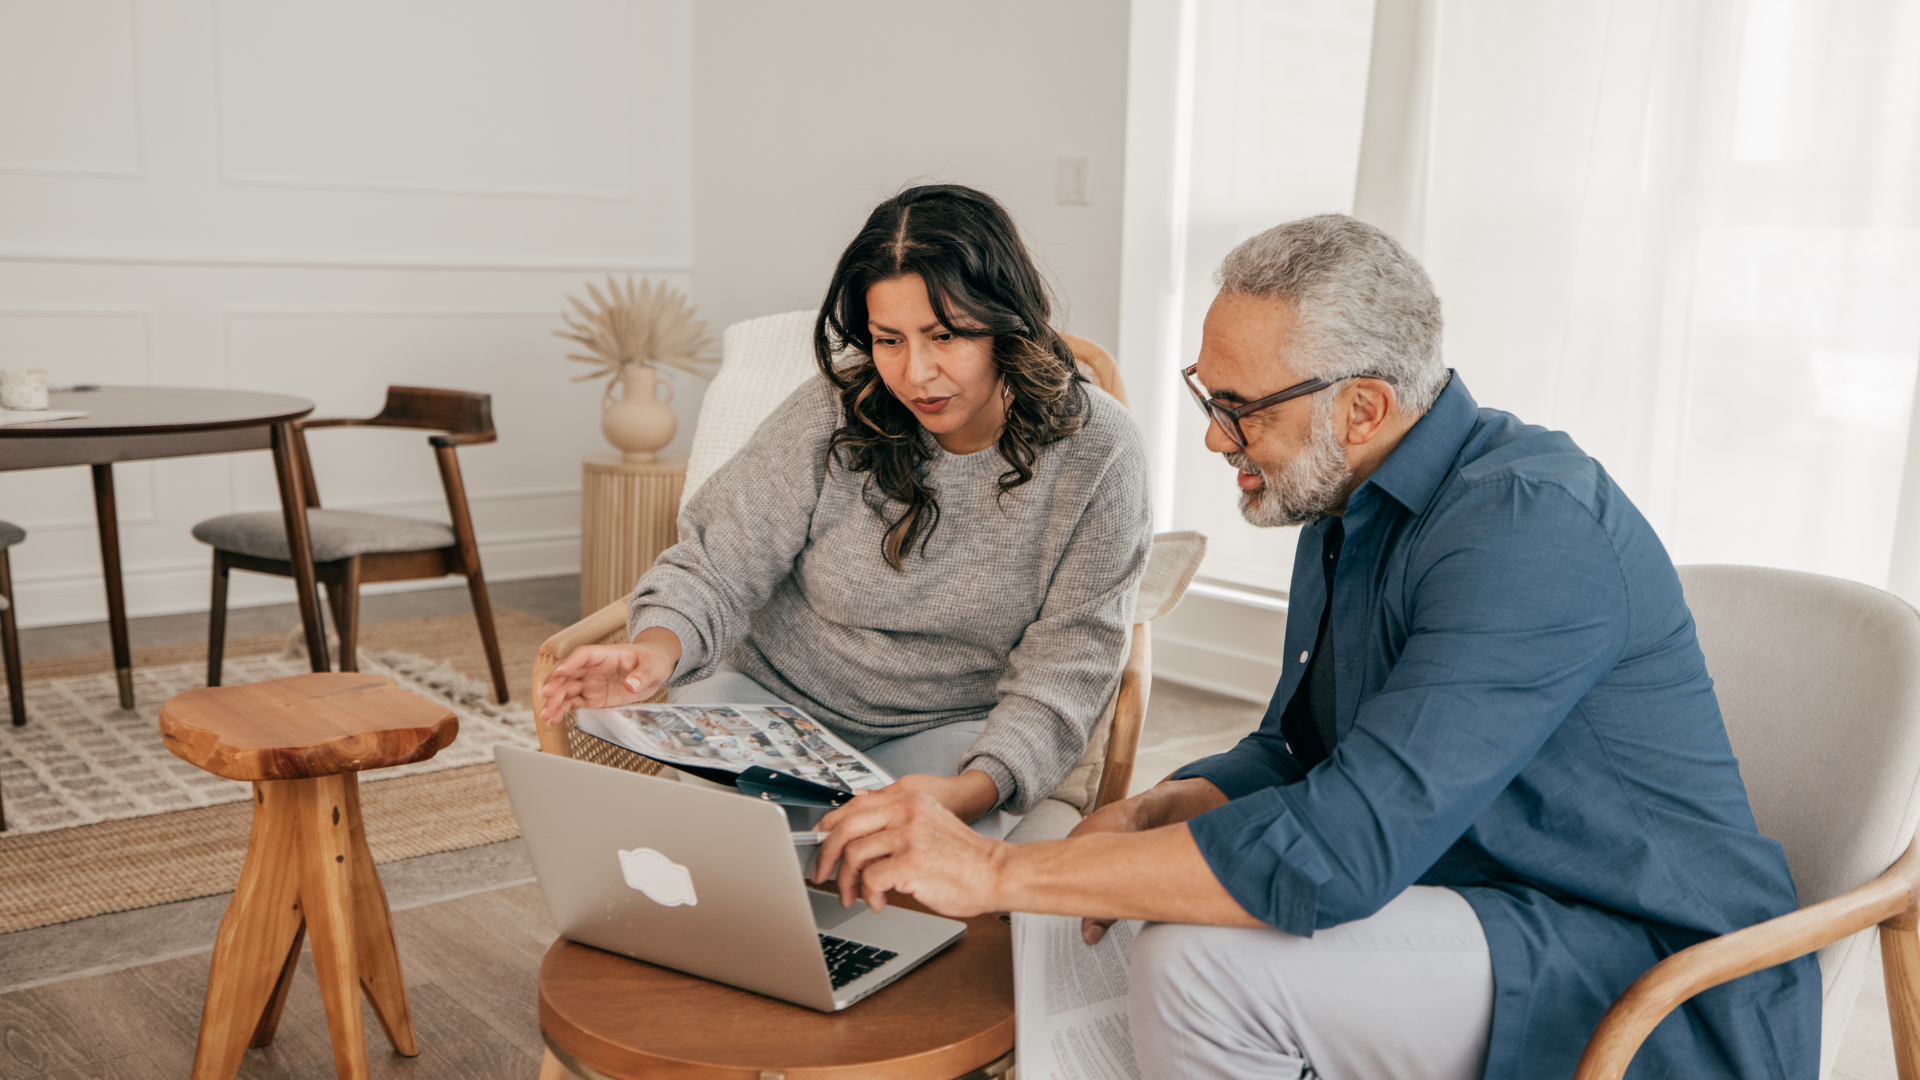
[1130,776,1233,829]
[990,823,1264,928]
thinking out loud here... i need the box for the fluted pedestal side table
[579,455,686,615]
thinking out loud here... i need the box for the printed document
[1013,913,1146,1080]
[575,703,893,794]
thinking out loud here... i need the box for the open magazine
[574,703,894,797]
[1013,913,1147,1080]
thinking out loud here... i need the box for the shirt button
[1299,651,1310,663]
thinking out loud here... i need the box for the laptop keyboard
[819,933,899,990]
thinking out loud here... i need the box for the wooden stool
[536,897,1014,1080]
[159,672,459,1080]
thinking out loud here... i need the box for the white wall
[688,0,1131,355]
[0,0,694,628]
[689,0,1264,699]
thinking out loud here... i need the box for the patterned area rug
[0,638,537,836]
[0,609,561,934]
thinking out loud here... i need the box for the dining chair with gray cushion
[191,386,510,702]
[1574,565,1920,1079]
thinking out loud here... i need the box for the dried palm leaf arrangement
[556,278,719,463]
[555,277,719,395]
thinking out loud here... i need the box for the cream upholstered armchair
[1575,566,1920,1080]
[530,310,1206,829]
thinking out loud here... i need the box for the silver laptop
[494,744,967,1011]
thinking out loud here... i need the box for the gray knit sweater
[628,374,1152,814]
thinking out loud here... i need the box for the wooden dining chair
[191,386,510,703]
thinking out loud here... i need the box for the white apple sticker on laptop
[617,847,698,907]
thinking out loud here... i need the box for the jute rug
[0,608,562,934]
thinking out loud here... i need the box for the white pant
[668,666,1020,837]
[1128,886,1494,1080]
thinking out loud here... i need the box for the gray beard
[1228,401,1353,528]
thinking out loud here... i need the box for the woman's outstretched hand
[537,628,682,724]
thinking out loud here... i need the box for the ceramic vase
[601,364,676,463]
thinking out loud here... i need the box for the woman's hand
[537,628,682,724]
[884,770,1002,824]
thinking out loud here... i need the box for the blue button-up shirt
[1175,374,1819,1080]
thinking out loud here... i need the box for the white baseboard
[7,532,580,630]
[1149,585,1291,704]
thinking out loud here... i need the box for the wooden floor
[3,880,1907,1079]
[0,883,557,1080]
[0,573,1905,1078]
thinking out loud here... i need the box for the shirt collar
[1352,370,1477,515]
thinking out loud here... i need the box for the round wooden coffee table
[538,901,1014,1080]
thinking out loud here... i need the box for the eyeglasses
[1181,363,1395,449]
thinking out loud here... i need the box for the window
[1167,0,1377,595]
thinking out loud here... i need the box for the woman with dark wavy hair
[541,184,1152,837]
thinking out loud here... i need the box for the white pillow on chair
[683,310,820,503]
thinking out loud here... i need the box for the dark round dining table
[0,387,333,708]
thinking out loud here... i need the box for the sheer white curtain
[1551,0,1920,594]
[1162,0,1920,599]
[1359,0,1920,594]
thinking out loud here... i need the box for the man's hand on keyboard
[811,788,1008,917]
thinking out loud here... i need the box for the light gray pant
[668,666,1020,837]
[1128,885,1494,1080]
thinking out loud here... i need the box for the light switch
[1056,157,1090,205]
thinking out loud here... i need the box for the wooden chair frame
[1575,836,1920,1079]
[205,386,511,703]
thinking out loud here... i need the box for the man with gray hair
[812,214,1819,1079]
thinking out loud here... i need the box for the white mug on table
[0,369,48,411]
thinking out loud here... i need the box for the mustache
[1224,452,1263,476]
